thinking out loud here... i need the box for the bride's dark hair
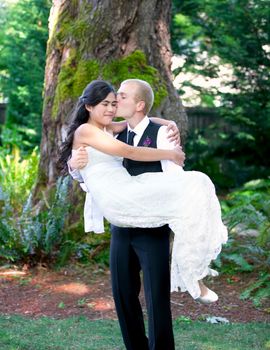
[59,80,116,173]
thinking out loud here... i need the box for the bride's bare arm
[108,120,127,135]
[74,124,185,165]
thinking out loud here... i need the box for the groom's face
[116,82,139,120]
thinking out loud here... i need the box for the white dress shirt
[128,116,182,173]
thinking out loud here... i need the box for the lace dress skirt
[80,148,228,299]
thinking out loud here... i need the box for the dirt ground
[0,264,269,323]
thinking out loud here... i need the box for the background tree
[36,0,188,194]
[0,0,50,149]
[171,0,270,188]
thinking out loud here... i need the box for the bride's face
[87,92,118,128]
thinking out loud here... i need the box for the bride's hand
[172,145,185,166]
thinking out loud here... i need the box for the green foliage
[185,125,270,189]
[217,179,270,305]
[57,219,111,267]
[0,145,38,260]
[222,179,270,240]
[184,127,237,189]
[0,219,22,262]
[240,272,270,307]
[0,146,39,211]
[0,145,110,266]
[0,175,72,263]
[172,0,270,185]
[0,0,50,149]
[0,124,38,151]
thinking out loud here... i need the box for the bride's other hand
[68,147,88,170]
[172,145,185,166]
[166,121,180,146]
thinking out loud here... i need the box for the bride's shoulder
[76,123,96,136]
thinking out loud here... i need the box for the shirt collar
[127,116,149,138]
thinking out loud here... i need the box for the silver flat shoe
[196,288,218,304]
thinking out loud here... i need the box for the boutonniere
[142,136,152,147]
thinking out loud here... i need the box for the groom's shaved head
[121,79,154,114]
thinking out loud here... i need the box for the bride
[59,80,228,301]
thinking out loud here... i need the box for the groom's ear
[136,100,145,112]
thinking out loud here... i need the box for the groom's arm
[150,118,180,145]
[68,165,84,183]
[68,147,89,182]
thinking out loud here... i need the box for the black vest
[117,121,163,176]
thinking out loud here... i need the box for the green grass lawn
[0,315,269,350]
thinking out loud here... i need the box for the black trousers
[110,225,175,350]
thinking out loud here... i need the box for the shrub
[0,146,111,266]
[217,179,270,305]
[0,175,72,264]
[0,145,39,212]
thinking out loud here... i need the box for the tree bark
[35,0,187,195]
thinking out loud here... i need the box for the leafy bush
[0,146,111,266]
[185,127,236,190]
[0,0,50,149]
[217,179,270,305]
[55,219,111,268]
[185,126,268,190]
[172,0,270,185]
[0,145,39,212]
[222,179,270,247]
[0,175,72,263]
[0,146,68,262]
[0,125,38,152]
[0,145,38,261]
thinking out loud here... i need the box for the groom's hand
[173,145,186,167]
[68,147,88,170]
[166,121,180,145]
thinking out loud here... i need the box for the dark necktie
[127,130,136,145]
[123,131,136,168]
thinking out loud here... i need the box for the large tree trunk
[36,0,187,195]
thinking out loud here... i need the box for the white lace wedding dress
[79,146,228,299]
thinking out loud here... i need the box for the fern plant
[0,174,71,263]
[240,272,270,307]
[18,176,72,261]
[218,178,270,305]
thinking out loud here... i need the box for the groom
[69,79,185,350]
